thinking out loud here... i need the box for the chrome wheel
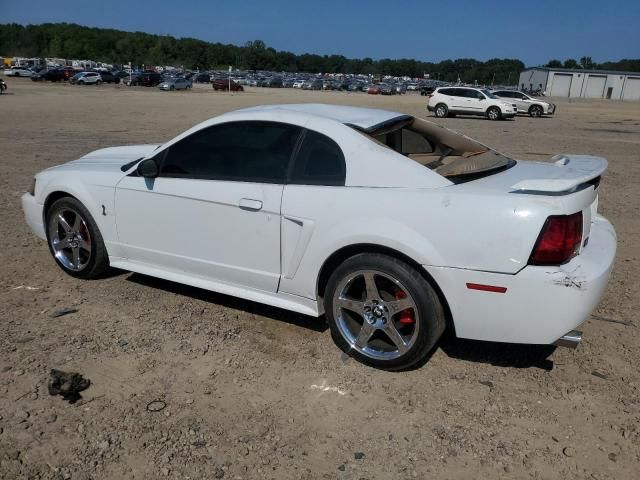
[530,105,543,117]
[435,104,447,117]
[332,270,420,361]
[48,208,92,271]
[488,107,500,120]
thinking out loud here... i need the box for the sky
[2,0,639,66]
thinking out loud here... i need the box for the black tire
[434,103,448,118]
[45,197,110,279]
[529,105,543,117]
[487,106,502,120]
[324,253,446,370]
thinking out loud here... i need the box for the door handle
[238,198,263,211]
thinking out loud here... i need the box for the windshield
[481,89,498,99]
[353,117,514,183]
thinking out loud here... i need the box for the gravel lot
[0,79,639,480]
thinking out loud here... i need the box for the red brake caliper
[395,291,415,325]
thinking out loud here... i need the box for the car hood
[70,144,162,166]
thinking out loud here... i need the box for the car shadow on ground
[437,333,556,371]
[125,273,328,333]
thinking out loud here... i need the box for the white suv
[491,90,556,117]
[427,87,517,120]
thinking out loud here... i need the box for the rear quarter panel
[279,183,562,301]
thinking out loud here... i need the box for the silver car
[158,78,191,91]
[491,90,555,117]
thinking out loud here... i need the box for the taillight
[529,212,583,265]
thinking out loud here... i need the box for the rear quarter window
[289,130,346,186]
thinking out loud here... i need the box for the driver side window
[160,121,302,183]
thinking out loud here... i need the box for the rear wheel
[45,197,110,279]
[434,103,448,118]
[324,253,446,370]
[529,105,543,117]
[487,106,502,120]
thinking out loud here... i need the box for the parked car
[293,79,305,88]
[367,85,382,95]
[98,71,121,84]
[4,66,33,77]
[62,67,78,80]
[394,83,407,94]
[303,79,322,90]
[380,84,396,95]
[31,69,65,82]
[22,104,616,369]
[420,85,436,96]
[128,72,162,87]
[70,72,103,85]
[427,87,517,120]
[265,76,283,88]
[212,78,244,91]
[491,89,556,117]
[158,77,191,91]
[193,73,211,83]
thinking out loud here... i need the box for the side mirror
[137,158,159,178]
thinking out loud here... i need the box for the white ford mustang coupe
[22,104,616,369]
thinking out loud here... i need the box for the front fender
[37,172,121,257]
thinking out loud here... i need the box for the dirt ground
[0,79,639,480]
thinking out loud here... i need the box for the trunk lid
[509,155,606,193]
[458,154,607,267]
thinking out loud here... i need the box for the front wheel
[487,106,502,120]
[434,103,448,118]
[324,253,446,370]
[529,105,543,117]
[46,197,110,279]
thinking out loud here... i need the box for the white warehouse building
[519,67,640,101]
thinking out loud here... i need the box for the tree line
[1,23,638,83]
[544,56,640,72]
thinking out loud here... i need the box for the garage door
[550,74,572,97]
[622,77,640,101]
[584,75,606,98]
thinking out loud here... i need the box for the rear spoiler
[510,155,607,194]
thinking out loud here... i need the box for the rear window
[354,117,514,183]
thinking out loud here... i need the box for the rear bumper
[424,215,616,345]
[22,193,46,240]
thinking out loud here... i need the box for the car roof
[234,104,408,131]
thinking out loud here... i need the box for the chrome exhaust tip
[553,330,582,349]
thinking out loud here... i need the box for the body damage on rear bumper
[424,215,616,345]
